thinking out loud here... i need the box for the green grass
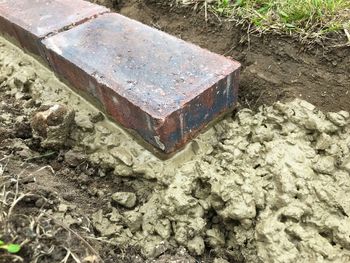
[186,0,350,42]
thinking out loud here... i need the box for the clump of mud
[1,37,350,263]
[31,104,75,149]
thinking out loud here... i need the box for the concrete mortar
[1,37,350,262]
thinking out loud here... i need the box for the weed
[177,0,350,43]
[0,159,102,263]
[213,0,232,15]
[0,240,21,254]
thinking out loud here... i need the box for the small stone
[78,173,90,184]
[341,157,350,173]
[155,219,172,239]
[14,121,32,139]
[299,100,315,111]
[123,211,143,232]
[64,150,86,167]
[187,236,205,255]
[91,210,123,237]
[111,192,137,208]
[62,214,78,227]
[206,228,225,247]
[152,242,169,258]
[75,113,94,131]
[316,133,332,150]
[90,111,105,123]
[327,111,349,127]
[16,148,34,159]
[143,240,169,259]
[0,127,12,142]
[108,208,123,223]
[214,258,229,263]
[97,190,105,198]
[58,203,68,212]
[241,218,253,229]
[31,104,75,149]
[15,92,25,100]
[312,156,335,174]
[35,198,45,208]
[62,192,75,201]
[110,147,134,166]
[98,169,106,178]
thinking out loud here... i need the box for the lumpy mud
[1,37,350,262]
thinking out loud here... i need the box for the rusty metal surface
[42,13,241,153]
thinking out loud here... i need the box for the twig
[23,151,56,163]
[0,156,10,177]
[254,90,266,108]
[70,250,83,263]
[45,214,103,263]
[223,44,238,56]
[0,155,11,162]
[26,165,55,180]
[0,254,24,262]
[33,245,55,263]
[8,193,33,218]
[247,23,251,51]
[60,248,71,263]
[85,236,116,245]
[61,247,82,263]
[245,97,252,110]
[344,28,350,43]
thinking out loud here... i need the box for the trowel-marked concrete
[0,1,241,154]
[0,0,108,55]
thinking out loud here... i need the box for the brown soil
[1,1,349,263]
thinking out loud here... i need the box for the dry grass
[0,158,101,263]
[176,0,350,43]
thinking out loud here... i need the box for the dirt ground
[1,1,350,263]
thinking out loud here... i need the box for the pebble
[111,192,137,208]
[64,150,86,167]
